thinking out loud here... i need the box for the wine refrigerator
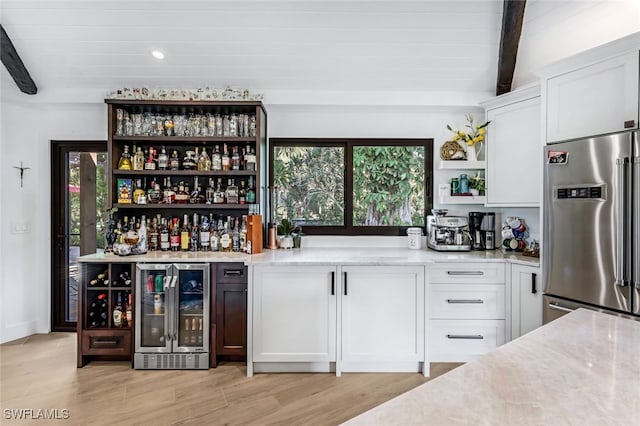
[134,263,209,369]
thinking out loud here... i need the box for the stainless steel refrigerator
[134,263,210,369]
[543,130,639,322]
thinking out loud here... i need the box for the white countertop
[343,309,640,426]
[77,248,539,266]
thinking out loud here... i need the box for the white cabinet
[510,264,542,340]
[427,262,506,362]
[340,266,425,372]
[482,86,541,207]
[252,265,337,363]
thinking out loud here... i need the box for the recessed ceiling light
[151,50,165,60]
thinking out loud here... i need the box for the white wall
[514,0,640,89]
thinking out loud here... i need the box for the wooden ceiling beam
[496,0,526,96]
[1,24,37,95]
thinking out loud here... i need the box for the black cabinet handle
[344,272,348,296]
[532,272,537,294]
[331,272,335,295]
[224,269,243,276]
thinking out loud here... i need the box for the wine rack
[77,261,135,367]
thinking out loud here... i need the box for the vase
[466,144,478,162]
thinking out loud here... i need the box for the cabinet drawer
[82,329,131,356]
[428,319,505,362]
[215,263,247,284]
[428,263,505,284]
[429,284,505,319]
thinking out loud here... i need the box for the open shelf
[438,160,486,170]
[439,194,486,205]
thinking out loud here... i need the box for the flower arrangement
[447,114,490,147]
[469,172,486,195]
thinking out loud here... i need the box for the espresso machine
[468,212,496,250]
[426,210,471,251]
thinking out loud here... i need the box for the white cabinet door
[510,264,542,340]
[341,266,424,365]
[485,96,541,206]
[546,51,639,143]
[252,265,337,362]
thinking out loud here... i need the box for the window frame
[269,138,433,236]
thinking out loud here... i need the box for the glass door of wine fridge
[174,264,210,353]
[135,264,173,353]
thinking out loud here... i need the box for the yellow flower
[446,114,491,147]
[478,128,486,135]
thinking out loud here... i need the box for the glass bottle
[158,147,169,170]
[197,147,211,171]
[143,147,156,170]
[219,220,231,252]
[163,177,175,204]
[246,176,256,204]
[133,178,146,204]
[239,180,246,205]
[232,218,240,252]
[199,215,210,251]
[221,144,231,171]
[245,144,256,171]
[136,214,147,253]
[190,213,199,251]
[181,215,190,251]
[211,145,222,171]
[205,178,215,204]
[231,146,240,170]
[225,179,239,204]
[210,226,220,252]
[170,217,180,251]
[214,178,225,204]
[118,145,133,170]
[133,146,145,170]
[148,217,159,251]
[175,181,189,204]
[240,215,248,252]
[113,293,124,328]
[169,150,180,170]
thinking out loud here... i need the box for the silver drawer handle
[447,271,484,276]
[446,299,484,304]
[548,303,575,313]
[446,334,484,340]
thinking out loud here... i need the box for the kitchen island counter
[343,308,640,425]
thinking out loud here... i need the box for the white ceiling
[0,0,504,97]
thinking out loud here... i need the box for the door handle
[548,303,575,313]
[615,158,630,287]
[224,269,243,276]
[330,272,335,295]
[531,273,537,294]
[343,272,348,296]
[633,155,640,290]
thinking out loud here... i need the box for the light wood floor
[1,333,461,425]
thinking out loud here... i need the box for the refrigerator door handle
[548,302,575,313]
[172,270,178,342]
[615,158,630,287]
[633,155,640,290]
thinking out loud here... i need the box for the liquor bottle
[245,144,256,171]
[239,180,247,205]
[158,146,169,170]
[197,147,212,171]
[181,215,190,251]
[113,292,124,328]
[149,217,159,251]
[246,176,256,204]
[160,218,170,251]
[175,181,190,204]
[118,145,133,170]
[212,145,222,171]
[170,217,180,251]
[232,218,240,252]
[211,228,220,252]
[249,114,257,137]
[197,318,203,345]
[240,215,248,252]
[221,144,231,171]
[219,220,231,252]
[199,215,210,251]
[213,178,225,204]
[225,179,239,204]
[133,145,145,171]
[125,293,133,328]
[231,146,240,170]
[190,213,200,251]
[169,150,180,170]
[132,178,146,204]
[163,177,176,204]
[205,178,215,204]
[136,214,148,253]
[144,147,157,170]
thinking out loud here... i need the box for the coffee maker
[426,210,471,251]
[468,212,497,250]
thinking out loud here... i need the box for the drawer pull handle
[331,272,335,295]
[446,299,484,304]
[531,273,537,294]
[92,340,119,346]
[446,334,484,340]
[447,271,484,276]
[224,270,243,276]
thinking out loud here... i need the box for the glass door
[174,264,209,353]
[136,264,173,352]
[51,141,107,331]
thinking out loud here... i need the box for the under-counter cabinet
[251,265,337,366]
[481,85,541,206]
[510,264,542,340]
[340,266,425,373]
[543,47,639,143]
[427,262,506,362]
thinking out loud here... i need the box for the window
[270,138,433,236]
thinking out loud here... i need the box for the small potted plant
[469,172,486,196]
[277,218,296,249]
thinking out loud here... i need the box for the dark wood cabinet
[77,262,134,367]
[211,263,247,366]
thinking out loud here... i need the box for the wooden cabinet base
[78,329,132,367]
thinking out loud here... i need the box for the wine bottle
[113,293,124,328]
[125,293,133,328]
